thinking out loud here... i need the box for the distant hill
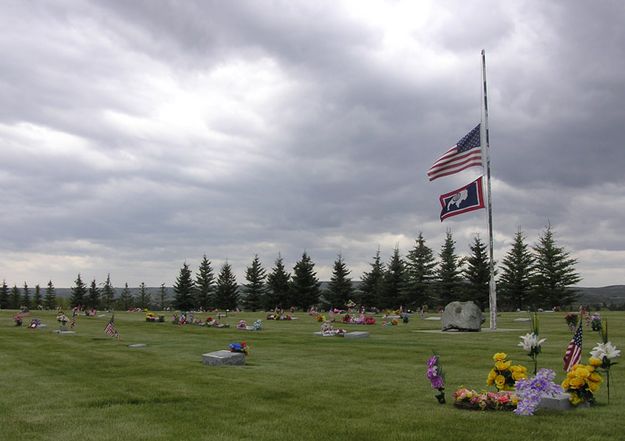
[573,285,625,306]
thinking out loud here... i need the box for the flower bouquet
[590,314,602,332]
[518,313,546,374]
[514,368,563,416]
[320,321,346,336]
[561,362,602,406]
[453,388,518,411]
[486,353,527,391]
[589,319,620,403]
[229,342,248,355]
[426,355,445,404]
[565,313,578,332]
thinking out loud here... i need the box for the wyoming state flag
[439,176,485,221]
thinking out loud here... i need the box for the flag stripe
[428,155,484,180]
[427,124,482,181]
[563,324,583,371]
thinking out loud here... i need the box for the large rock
[202,350,245,366]
[441,301,483,332]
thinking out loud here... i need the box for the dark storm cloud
[1,0,625,287]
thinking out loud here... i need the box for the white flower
[518,333,546,351]
[591,342,621,360]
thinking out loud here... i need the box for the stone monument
[441,301,483,332]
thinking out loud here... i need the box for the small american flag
[104,316,119,339]
[427,124,483,181]
[563,322,583,371]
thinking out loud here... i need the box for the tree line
[0,225,580,312]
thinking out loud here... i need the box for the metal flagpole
[481,49,497,330]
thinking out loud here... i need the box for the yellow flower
[589,372,602,383]
[510,365,527,373]
[486,369,496,385]
[588,381,601,393]
[561,378,570,389]
[570,377,585,389]
[570,393,583,406]
[495,375,506,389]
[493,352,507,362]
[589,357,602,367]
[575,366,591,379]
[495,360,511,371]
[512,370,527,381]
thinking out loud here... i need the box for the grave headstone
[344,331,369,339]
[441,301,483,332]
[128,344,147,349]
[202,350,245,366]
[537,393,589,410]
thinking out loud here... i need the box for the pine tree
[290,252,321,311]
[325,254,353,309]
[0,280,9,309]
[532,225,581,308]
[70,274,87,307]
[498,230,535,310]
[87,279,101,309]
[215,262,239,310]
[436,231,463,306]
[101,274,115,311]
[242,255,267,311]
[22,282,31,309]
[404,233,437,309]
[266,254,291,310]
[44,280,56,310]
[195,255,215,311]
[463,235,491,309]
[359,248,385,308]
[174,262,195,311]
[381,246,406,309]
[10,285,21,309]
[118,283,134,310]
[138,282,151,309]
[159,283,168,310]
[33,284,43,309]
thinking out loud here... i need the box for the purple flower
[514,369,562,416]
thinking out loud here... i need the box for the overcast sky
[2,0,625,288]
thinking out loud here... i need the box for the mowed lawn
[1,309,624,441]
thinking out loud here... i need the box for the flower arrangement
[561,362,602,405]
[590,314,602,331]
[426,355,445,404]
[320,321,346,336]
[145,312,158,322]
[564,313,578,331]
[589,319,620,402]
[236,320,247,330]
[453,388,518,411]
[486,353,527,391]
[518,313,546,374]
[513,368,563,416]
[229,342,248,355]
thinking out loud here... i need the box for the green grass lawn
[1,309,624,441]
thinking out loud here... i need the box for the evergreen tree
[0,280,9,309]
[138,282,151,309]
[159,283,168,310]
[101,274,115,311]
[70,274,87,307]
[463,235,491,309]
[44,280,56,310]
[381,246,406,309]
[33,284,43,309]
[436,231,463,306]
[404,233,437,309]
[10,285,21,309]
[87,279,101,309]
[173,262,195,311]
[266,254,291,310]
[532,225,581,308]
[325,254,353,308]
[118,283,134,310]
[290,252,321,310]
[242,255,267,311]
[22,282,31,309]
[215,262,239,310]
[195,255,215,311]
[498,230,535,310]
[359,248,385,308]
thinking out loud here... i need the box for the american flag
[104,316,119,339]
[563,323,583,371]
[427,124,483,181]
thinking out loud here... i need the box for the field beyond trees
[2,309,624,441]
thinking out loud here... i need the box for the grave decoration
[486,353,527,391]
[205,317,229,328]
[382,319,399,327]
[513,369,563,416]
[518,313,545,374]
[590,314,602,332]
[320,321,346,336]
[228,342,248,355]
[589,319,620,403]
[341,314,376,325]
[426,355,446,404]
[237,319,262,331]
[56,312,69,330]
[266,312,293,320]
[145,312,165,322]
[453,388,517,411]
[561,362,602,406]
[14,314,24,326]
[29,318,42,329]
[564,313,578,332]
